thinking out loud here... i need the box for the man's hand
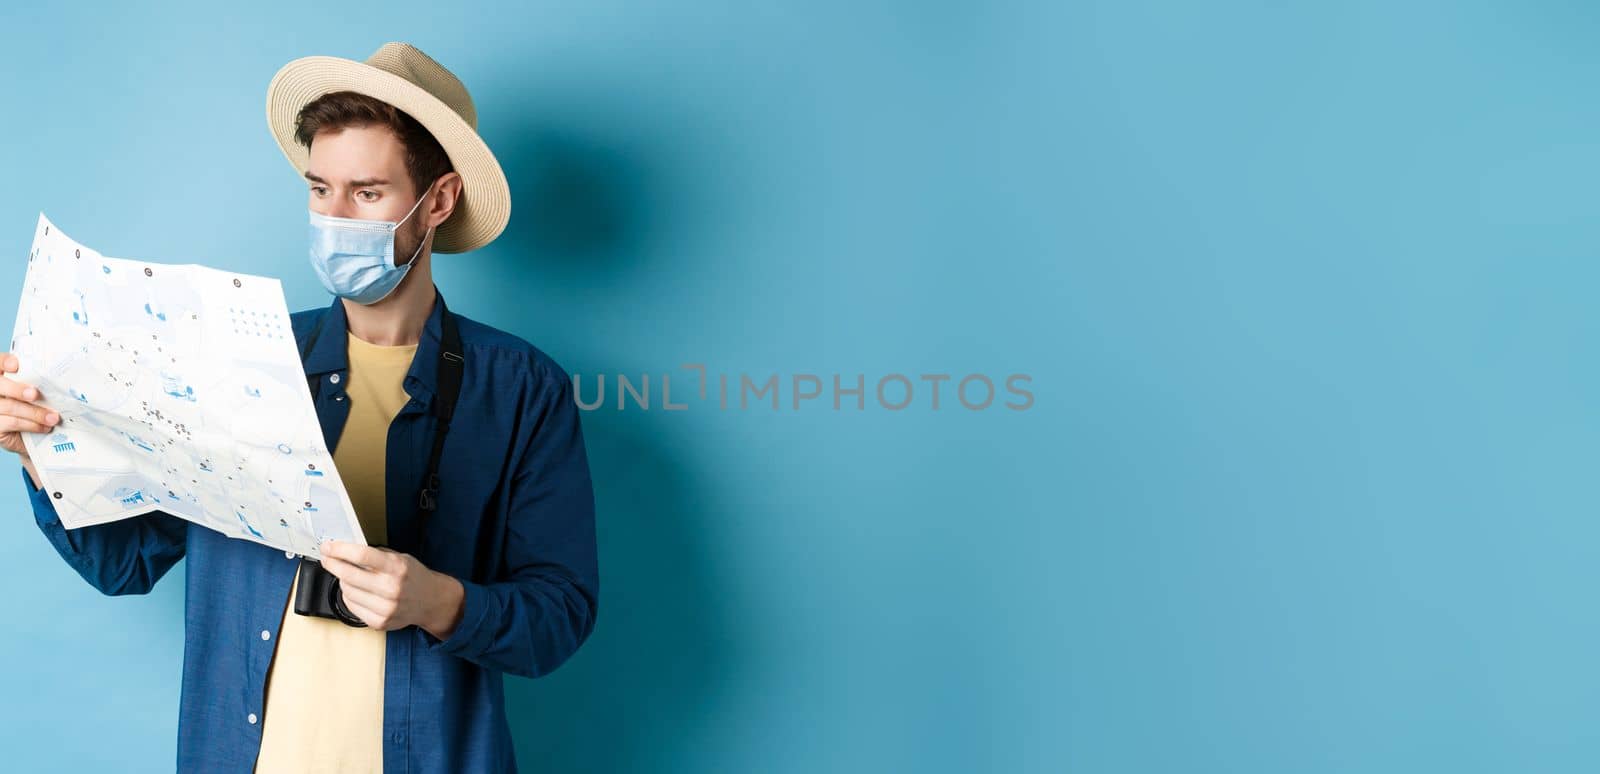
[0,352,62,489]
[0,352,60,454]
[319,539,466,639]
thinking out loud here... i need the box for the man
[1,42,599,773]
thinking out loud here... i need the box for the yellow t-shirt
[254,331,418,774]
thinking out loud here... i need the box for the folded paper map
[9,212,364,559]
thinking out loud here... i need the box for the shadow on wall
[490,112,736,772]
[485,122,655,279]
[505,409,735,772]
[514,127,642,265]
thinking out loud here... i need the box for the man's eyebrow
[302,171,392,187]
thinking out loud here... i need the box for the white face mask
[307,187,435,305]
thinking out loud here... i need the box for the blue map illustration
[7,213,365,559]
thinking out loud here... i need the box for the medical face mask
[308,187,435,305]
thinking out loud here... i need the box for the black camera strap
[297,293,465,551]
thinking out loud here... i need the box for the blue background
[0,1,1592,772]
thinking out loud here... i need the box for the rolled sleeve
[25,463,71,537]
[434,576,493,655]
[22,462,186,595]
[422,367,599,677]
[23,462,57,521]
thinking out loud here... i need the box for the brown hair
[293,90,454,197]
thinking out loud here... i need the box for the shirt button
[247,713,258,725]
[329,373,341,384]
[261,630,271,641]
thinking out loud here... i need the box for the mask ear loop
[397,178,441,266]
[392,181,433,230]
[402,223,436,266]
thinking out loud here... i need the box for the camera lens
[328,577,368,628]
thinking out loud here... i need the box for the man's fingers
[320,553,389,595]
[338,584,394,617]
[366,546,406,573]
[318,551,369,581]
[0,353,41,399]
[0,353,40,400]
[0,398,57,429]
[0,376,41,404]
[324,540,408,575]
[321,539,385,568]
[337,596,384,629]
[0,398,57,428]
[0,414,54,435]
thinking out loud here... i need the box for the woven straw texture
[265,43,510,254]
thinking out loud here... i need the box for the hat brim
[265,55,510,254]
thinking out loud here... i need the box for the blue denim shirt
[21,288,600,773]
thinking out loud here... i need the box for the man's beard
[396,220,429,268]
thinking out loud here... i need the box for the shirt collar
[302,285,448,403]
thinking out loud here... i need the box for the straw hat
[265,42,510,254]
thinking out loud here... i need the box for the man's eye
[358,191,378,201]
[311,186,327,196]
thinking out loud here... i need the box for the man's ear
[427,171,465,228]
